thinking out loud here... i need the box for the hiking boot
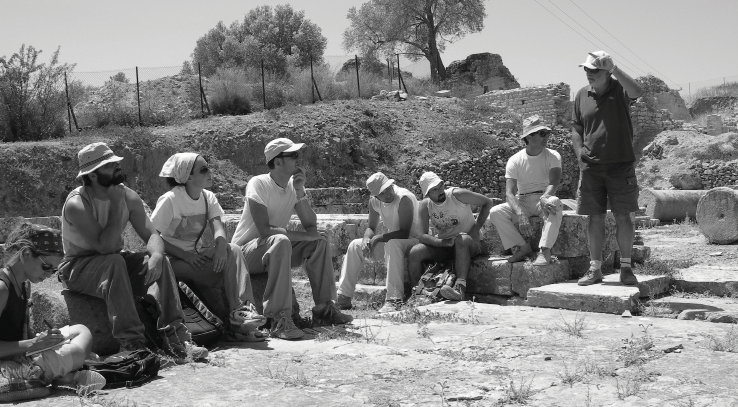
[577,267,603,286]
[313,302,354,326]
[377,300,402,313]
[270,312,305,340]
[619,266,639,286]
[335,294,353,310]
[439,283,465,301]
[169,341,209,362]
[230,303,266,331]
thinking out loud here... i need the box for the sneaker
[335,294,353,310]
[531,252,550,266]
[313,302,354,326]
[230,303,266,331]
[619,266,638,286]
[577,267,603,286]
[377,300,402,313]
[169,341,209,362]
[52,370,106,393]
[439,284,465,301]
[270,312,305,340]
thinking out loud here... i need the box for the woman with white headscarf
[151,153,265,342]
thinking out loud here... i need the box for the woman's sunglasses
[38,256,57,274]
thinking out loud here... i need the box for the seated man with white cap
[490,115,563,265]
[335,173,419,313]
[407,172,494,301]
[231,138,353,340]
[58,142,208,361]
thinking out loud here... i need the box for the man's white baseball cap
[264,138,305,163]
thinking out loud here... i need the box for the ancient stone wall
[475,83,571,127]
[690,160,738,189]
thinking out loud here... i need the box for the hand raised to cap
[589,52,614,72]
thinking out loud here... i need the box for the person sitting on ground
[407,172,494,301]
[151,153,266,342]
[336,172,420,313]
[490,115,563,265]
[231,138,353,340]
[58,142,208,361]
[0,223,106,393]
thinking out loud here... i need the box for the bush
[0,45,70,141]
[209,67,253,115]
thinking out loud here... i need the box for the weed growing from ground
[638,288,678,318]
[314,318,390,346]
[615,374,642,400]
[255,363,314,387]
[496,373,535,405]
[416,322,432,340]
[618,324,655,367]
[557,360,586,387]
[381,307,479,325]
[435,343,497,363]
[548,312,589,338]
[706,324,738,352]
[438,381,451,407]
[634,258,695,278]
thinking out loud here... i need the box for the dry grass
[706,325,738,353]
[547,312,589,338]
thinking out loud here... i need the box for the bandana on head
[28,225,63,255]
[159,153,200,184]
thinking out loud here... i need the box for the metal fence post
[198,63,204,116]
[64,72,72,133]
[310,55,315,103]
[387,59,391,87]
[261,59,266,110]
[135,66,142,125]
[355,54,361,98]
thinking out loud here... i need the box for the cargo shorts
[576,161,639,215]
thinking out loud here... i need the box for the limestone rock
[631,246,651,264]
[527,281,641,314]
[510,259,570,297]
[466,258,512,296]
[446,53,520,90]
[669,172,703,190]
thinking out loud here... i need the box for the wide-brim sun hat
[264,138,305,163]
[76,142,124,178]
[419,172,443,197]
[521,115,551,139]
[366,172,394,196]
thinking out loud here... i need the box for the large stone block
[466,257,513,296]
[671,266,738,297]
[511,259,570,298]
[30,287,156,356]
[527,281,641,314]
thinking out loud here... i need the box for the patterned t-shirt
[151,186,224,252]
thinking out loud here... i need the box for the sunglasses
[196,166,210,174]
[39,256,57,274]
[532,130,549,137]
[278,152,299,160]
[583,67,602,74]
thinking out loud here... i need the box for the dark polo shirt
[572,78,635,164]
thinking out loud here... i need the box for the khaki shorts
[576,162,639,215]
[0,326,77,382]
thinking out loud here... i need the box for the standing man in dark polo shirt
[571,51,643,287]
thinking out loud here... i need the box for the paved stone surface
[672,265,738,297]
[16,302,738,407]
[527,279,641,314]
[510,259,570,297]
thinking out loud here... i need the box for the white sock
[589,260,602,270]
[621,258,632,268]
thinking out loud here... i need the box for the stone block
[671,266,738,297]
[600,273,670,298]
[527,281,641,314]
[511,259,570,298]
[30,287,157,356]
[466,257,513,296]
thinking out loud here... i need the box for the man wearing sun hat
[489,115,564,265]
[572,51,643,286]
[335,172,420,313]
[406,172,495,301]
[58,142,208,361]
[231,138,353,339]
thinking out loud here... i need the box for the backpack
[178,282,224,346]
[84,350,160,389]
[414,261,456,301]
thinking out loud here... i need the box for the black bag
[179,281,224,346]
[84,350,160,389]
[414,261,456,301]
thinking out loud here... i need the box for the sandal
[230,303,266,328]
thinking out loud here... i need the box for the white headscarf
[159,153,200,184]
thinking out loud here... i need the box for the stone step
[526,274,671,314]
[672,265,738,297]
[466,256,573,298]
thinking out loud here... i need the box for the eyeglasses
[197,166,210,174]
[278,152,299,160]
[583,67,602,74]
[532,130,549,137]
[38,257,57,274]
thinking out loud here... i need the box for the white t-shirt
[505,148,561,195]
[151,186,224,252]
[231,174,297,246]
[369,186,420,238]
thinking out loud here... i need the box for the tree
[109,72,129,83]
[0,45,72,141]
[343,0,486,82]
[191,4,327,76]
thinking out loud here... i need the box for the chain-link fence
[677,74,738,105]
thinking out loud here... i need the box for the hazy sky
[2,0,737,97]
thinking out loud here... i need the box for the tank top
[61,186,130,258]
[0,269,28,342]
[427,187,476,239]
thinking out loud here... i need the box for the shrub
[0,45,71,141]
[209,67,253,115]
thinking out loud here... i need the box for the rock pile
[691,160,738,189]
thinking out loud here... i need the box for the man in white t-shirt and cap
[490,115,563,265]
[407,172,495,301]
[335,172,419,313]
[231,138,353,340]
